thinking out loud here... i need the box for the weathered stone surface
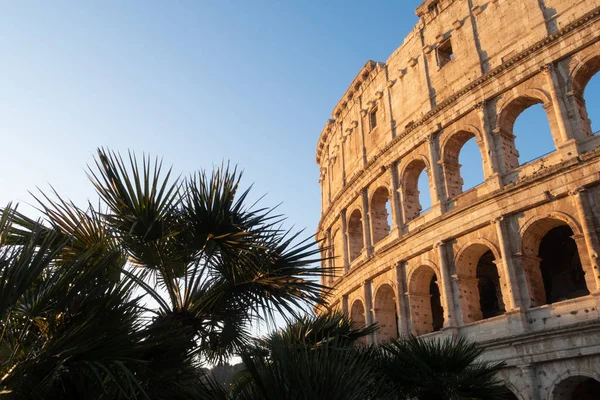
[316,1,600,398]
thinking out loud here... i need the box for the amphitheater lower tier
[321,143,600,399]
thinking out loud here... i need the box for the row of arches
[349,215,591,341]
[326,54,600,264]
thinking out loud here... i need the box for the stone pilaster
[427,132,447,213]
[435,241,459,329]
[361,188,374,257]
[340,208,350,273]
[363,279,375,344]
[570,188,600,292]
[491,216,522,311]
[395,261,411,336]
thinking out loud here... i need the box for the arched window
[350,300,367,345]
[513,103,555,164]
[585,73,600,134]
[497,95,557,172]
[442,131,485,198]
[539,225,589,304]
[371,187,391,243]
[456,244,506,323]
[402,159,432,221]
[552,376,600,400]
[572,55,600,137]
[331,229,345,279]
[521,218,589,307]
[374,284,398,343]
[408,266,444,335]
[347,210,364,262]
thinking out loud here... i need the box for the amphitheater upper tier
[315,0,600,398]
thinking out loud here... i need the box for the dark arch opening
[572,378,600,400]
[347,210,364,262]
[539,225,589,304]
[430,276,443,332]
[350,300,367,345]
[553,376,600,400]
[476,250,505,319]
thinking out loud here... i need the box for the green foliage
[230,312,513,400]
[0,148,326,399]
[379,335,513,400]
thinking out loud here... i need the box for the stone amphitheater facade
[315,0,600,398]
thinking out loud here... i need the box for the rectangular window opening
[369,107,378,130]
[437,38,454,67]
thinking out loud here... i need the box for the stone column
[475,102,503,191]
[363,279,375,344]
[385,78,397,139]
[389,161,404,234]
[521,364,541,400]
[326,228,334,285]
[570,188,600,292]
[358,97,368,167]
[397,180,408,229]
[491,217,522,311]
[435,241,458,329]
[427,132,447,213]
[340,208,350,273]
[340,130,347,187]
[395,261,411,336]
[542,64,576,144]
[361,188,374,257]
[342,294,349,316]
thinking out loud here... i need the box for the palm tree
[231,311,513,400]
[230,311,383,400]
[0,148,327,398]
[379,335,512,400]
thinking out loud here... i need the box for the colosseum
[315,0,600,398]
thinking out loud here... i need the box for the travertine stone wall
[315,1,600,398]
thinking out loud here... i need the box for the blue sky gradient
[1,0,599,239]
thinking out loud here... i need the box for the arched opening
[572,55,600,137]
[408,265,444,335]
[477,250,505,319]
[371,187,391,243]
[513,103,555,165]
[331,229,345,280]
[347,210,364,262]
[350,300,367,345]
[430,276,444,332]
[403,159,432,221]
[552,376,600,400]
[374,284,399,343]
[585,73,600,134]
[497,96,556,172]
[442,131,485,198]
[455,243,506,323]
[521,218,589,307]
[539,225,589,304]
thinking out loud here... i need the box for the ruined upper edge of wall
[315,0,455,164]
[315,0,596,165]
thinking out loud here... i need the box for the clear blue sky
[1,1,599,234]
